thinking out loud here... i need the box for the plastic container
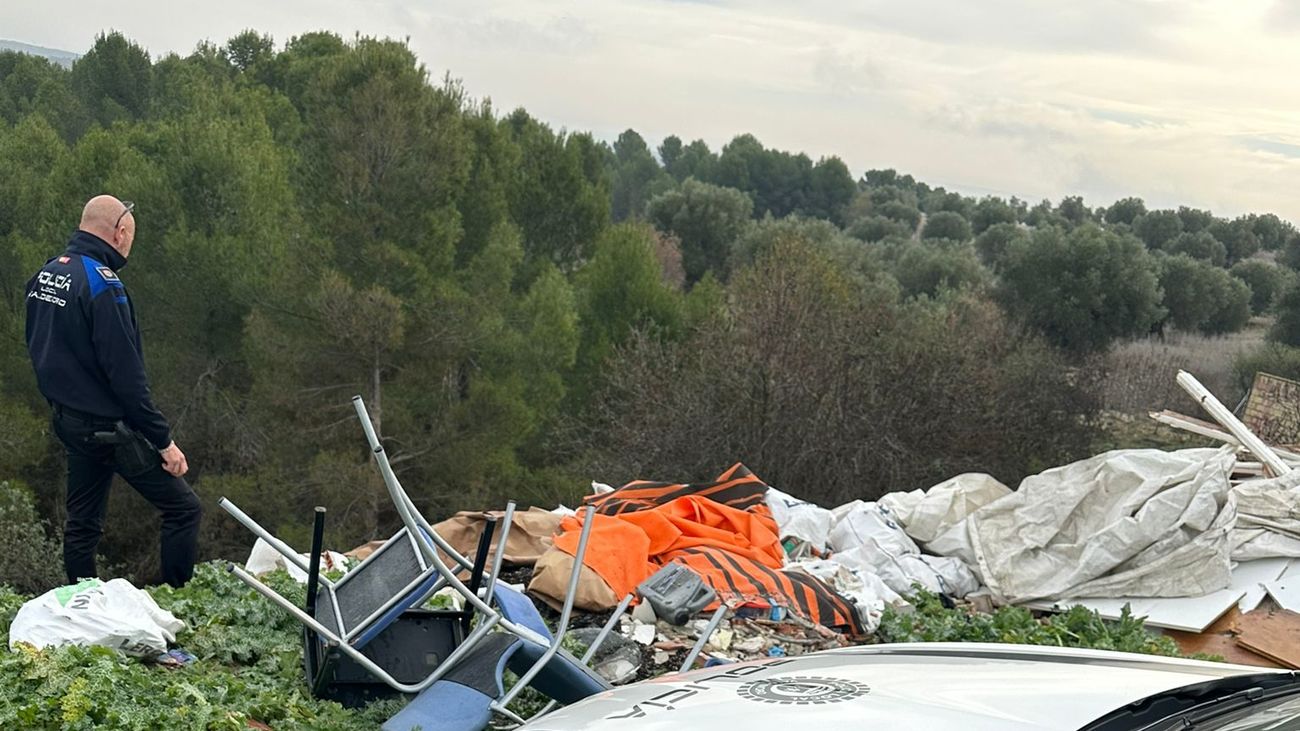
[636,564,716,625]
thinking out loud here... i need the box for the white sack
[827,501,982,598]
[765,487,834,552]
[927,447,1238,603]
[879,473,1011,545]
[9,578,184,657]
[245,537,350,583]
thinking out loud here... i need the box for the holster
[91,421,160,477]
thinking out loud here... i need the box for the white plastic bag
[245,538,350,583]
[8,578,184,657]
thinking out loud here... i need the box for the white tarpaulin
[1231,470,1300,560]
[766,487,834,553]
[828,500,982,598]
[927,447,1239,603]
[879,473,1012,545]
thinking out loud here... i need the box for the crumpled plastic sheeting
[245,538,350,583]
[787,558,905,633]
[828,501,982,598]
[928,447,1239,603]
[1232,470,1300,560]
[766,486,834,552]
[878,473,1012,545]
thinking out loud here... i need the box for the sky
[5,0,1300,222]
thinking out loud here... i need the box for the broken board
[1161,607,1280,668]
[1023,558,1293,633]
[1236,608,1300,669]
[1265,560,1300,613]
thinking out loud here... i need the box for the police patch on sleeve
[97,267,119,281]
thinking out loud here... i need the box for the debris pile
[506,368,1300,674]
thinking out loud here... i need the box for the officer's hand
[160,442,188,477]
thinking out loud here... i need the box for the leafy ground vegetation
[0,564,404,730]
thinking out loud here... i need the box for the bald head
[80,195,135,258]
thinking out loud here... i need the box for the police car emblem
[736,676,869,705]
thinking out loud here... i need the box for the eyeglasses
[114,201,135,229]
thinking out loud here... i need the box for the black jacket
[25,230,171,450]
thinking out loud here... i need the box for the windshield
[1190,693,1300,730]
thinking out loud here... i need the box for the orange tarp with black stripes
[552,494,784,598]
[553,468,865,636]
[584,463,770,515]
[669,548,864,637]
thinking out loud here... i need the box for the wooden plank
[1176,370,1292,476]
[1149,410,1300,464]
[1236,609,1300,669]
[1162,607,1281,668]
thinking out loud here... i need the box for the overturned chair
[220,395,626,731]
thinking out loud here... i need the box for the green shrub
[0,480,66,595]
[1234,343,1300,393]
[877,590,1190,658]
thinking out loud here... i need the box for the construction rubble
[258,369,1300,677]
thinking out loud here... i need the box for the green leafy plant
[877,590,1208,660]
[0,563,402,730]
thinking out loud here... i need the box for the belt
[51,402,118,425]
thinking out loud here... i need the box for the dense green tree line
[1,30,1298,582]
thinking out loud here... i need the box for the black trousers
[52,411,202,588]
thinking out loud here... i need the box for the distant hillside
[0,39,79,67]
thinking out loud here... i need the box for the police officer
[26,195,201,588]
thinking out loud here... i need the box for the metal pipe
[534,592,634,718]
[464,516,497,634]
[483,501,517,608]
[553,506,597,639]
[581,593,633,665]
[305,507,326,617]
[1177,370,1292,476]
[498,506,597,708]
[231,563,346,645]
[352,394,382,450]
[679,604,728,673]
[219,498,335,589]
[353,395,474,571]
[370,441,475,571]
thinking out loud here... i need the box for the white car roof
[521,643,1288,731]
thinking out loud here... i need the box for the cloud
[439,14,598,56]
[1266,0,1300,30]
[748,0,1193,57]
[812,47,887,96]
[1240,136,1300,160]
[1085,107,1174,129]
[5,0,1300,222]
